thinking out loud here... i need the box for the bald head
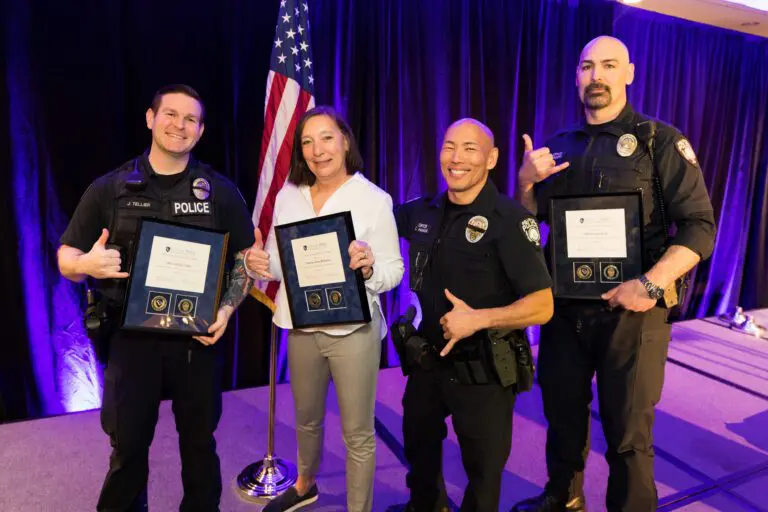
[580,36,630,67]
[446,118,495,148]
[576,35,635,118]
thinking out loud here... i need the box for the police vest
[542,112,666,265]
[97,158,219,302]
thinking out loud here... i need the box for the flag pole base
[236,454,298,501]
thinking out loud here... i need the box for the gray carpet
[1,311,768,511]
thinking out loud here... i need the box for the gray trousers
[287,309,382,512]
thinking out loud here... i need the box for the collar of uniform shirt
[139,150,197,178]
[576,102,637,137]
[428,177,499,218]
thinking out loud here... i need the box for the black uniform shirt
[535,103,716,265]
[396,179,552,346]
[60,154,255,262]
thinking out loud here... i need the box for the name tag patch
[172,201,211,216]
[415,223,430,234]
[122,199,157,210]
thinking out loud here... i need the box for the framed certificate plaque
[120,218,229,335]
[275,211,371,328]
[549,192,645,300]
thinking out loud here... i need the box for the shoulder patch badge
[466,215,489,243]
[675,138,698,166]
[521,218,541,247]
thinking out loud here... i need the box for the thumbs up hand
[80,228,130,279]
[438,289,479,357]
[519,133,570,191]
[245,227,273,280]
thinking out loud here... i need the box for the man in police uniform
[510,37,716,512]
[58,84,257,511]
[390,118,554,512]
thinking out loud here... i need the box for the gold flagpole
[237,319,297,500]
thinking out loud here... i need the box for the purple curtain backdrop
[2,0,766,420]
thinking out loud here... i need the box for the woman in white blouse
[246,106,404,512]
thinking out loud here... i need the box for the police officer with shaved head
[58,84,259,511]
[388,118,554,512]
[510,36,716,512]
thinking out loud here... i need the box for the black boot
[510,492,571,512]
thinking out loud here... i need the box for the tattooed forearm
[221,250,254,310]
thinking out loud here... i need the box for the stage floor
[1,310,767,511]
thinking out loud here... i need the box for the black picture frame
[120,218,229,335]
[549,192,644,300]
[275,211,371,328]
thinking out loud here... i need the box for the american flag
[252,0,315,310]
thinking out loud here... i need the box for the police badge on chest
[466,216,488,243]
[173,177,212,216]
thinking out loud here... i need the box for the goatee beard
[584,83,611,110]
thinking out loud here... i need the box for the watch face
[642,278,663,300]
[646,282,663,300]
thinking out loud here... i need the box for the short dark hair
[150,84,206,123]
[288,106,364,186]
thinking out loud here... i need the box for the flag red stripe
[257,72,288,178]
[266,280,280,299]
[257,87,313,241]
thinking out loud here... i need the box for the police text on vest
[173,201,211,215]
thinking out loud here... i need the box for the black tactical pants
[97,330,223,512]
[403,362,516,512]
[538,304,671,512]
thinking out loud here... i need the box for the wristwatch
[639,275,664,300]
